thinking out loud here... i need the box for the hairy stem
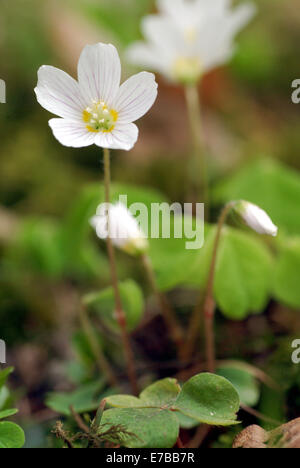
[203,202,235,372]
[184,84,209,215]
[141,253,184,357]
[103,148,138,395]
[183,202,235,368]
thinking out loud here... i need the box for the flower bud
[90,202,149,256]
[234,201,278,237]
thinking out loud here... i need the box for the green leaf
[105,378,198,429]
[213,228,273,319]
[176,412,199,429]
[106,378,181,409]
[46,380,105,416]
[273,237,300,308]
[150,217,272,319]
[175,373,240,426]
[104,374,240,447]
[100,408,179,448]
[12,219,63,277]
[60,185,101,261]
[72,330,104,368]
[149,216,205,291]
[0,367,14,388]
[105,395,143,408]
[0,387,10,410]
[213,158,300,236]
[186,227,273,319]
[0,409,18,420]
[0,422,25,448]
[217,367,260,407]
[84,279,144,333]
[140,378,181,407]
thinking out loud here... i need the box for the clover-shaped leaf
[101,374,240,447]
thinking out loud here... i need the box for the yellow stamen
[83,101,118,133]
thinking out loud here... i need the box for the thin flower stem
[202,202,235,372]
[140,253,185,357]
[103,148,139,395]
[183,202,235,368]
[181,291,204,362]
[70,405,90,434]
[184,84,209,216]
[79,307,119,388]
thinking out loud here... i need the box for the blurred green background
[1,0,300,448]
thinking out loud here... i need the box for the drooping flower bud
[90,202,149,256]
[234,201,278,237]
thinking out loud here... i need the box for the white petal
[49,118,96,148]
[94,123,138,151]
[142,16,181,51]
[224,3,256,37]
[157,0,230,15]
[113,72,158,124]
[90,215,99,230]
[77,43,121,107]
[126,42,170,76]
[157,0,199,30]
[157,0,184,15]
[35,66,86,120]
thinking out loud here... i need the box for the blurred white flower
[35,43,158,150]
[90,202,149,256]
[127,0,256,85]
[235,201,278,237]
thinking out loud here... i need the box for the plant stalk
[184,84,209,216]
[183,202,235,369]
[202,202,235,372]
[103,148,139,395]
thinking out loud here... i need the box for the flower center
[172,57,202,85]
[83,101,118,133]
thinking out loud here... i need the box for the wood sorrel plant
[34,36,277,449]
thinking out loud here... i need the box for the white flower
[35,43,158,150]
[126,0,256,85]
[235,201,278,237]
[90,202,149,256]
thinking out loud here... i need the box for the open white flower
[127,0,256,85]
[235,201,278,237]
[35,43,158,150]
[90,202,149,256]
